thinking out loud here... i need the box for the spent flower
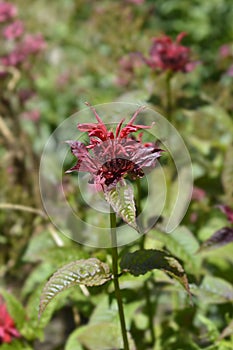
[66,104,161,190]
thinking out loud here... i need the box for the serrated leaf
[191,276,233,304]
[198,227,233,253]
[39,258,111,317]
[120,249,190,297]
[104,180,138,230]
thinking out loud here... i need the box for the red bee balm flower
[145,32,197,73]
[0,298,20,344]
[66,105,162,190]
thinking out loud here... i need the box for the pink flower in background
[1,33,46,67]
[0,297,20,344]
[66,104,161,190]
[116,53,142,87]
[145,32,197,73]
[56,72,70,88]
[22,109,40,122]
[1,48,25,66]
[191,187,206,201]
[21,34,46,55]
[126,0,145,4]
[3,20,24,39]
[0,1,17,22]
[219,44,232,58]
[18,89,35,104]
[226,64,233,77]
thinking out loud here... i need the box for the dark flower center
[98,158,144,186]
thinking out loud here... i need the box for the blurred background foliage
[0,0,233,349]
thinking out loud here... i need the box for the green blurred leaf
[0,340,32,350]
[22,262,55,297]
[0,289,25,330]
[151,226,201,275]
[219,319,233,340]
[39,258,111,317]
[120,249,191,297]
[22,230,56,262]
[191,276,233,304]
[66,323,135,350]
[222,145,233,205]
[65,328,83,350]
[104,180,138,231]
[23,283,85,341]
[197,314,220,342]
[90,296,118,325]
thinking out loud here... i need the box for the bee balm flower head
[66,104,162,191]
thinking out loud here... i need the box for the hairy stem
[110,211,129,350]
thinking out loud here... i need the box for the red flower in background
[0,1,17,22]
[66,104,162,190]
[0,297,20,344]
[145,32,197,73]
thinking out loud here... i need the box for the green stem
[110,211,129,350]
[137,179,145,250]
[145,280,156,346]
[136,180,156,346]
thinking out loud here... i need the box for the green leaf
[0,288,26,330]
[151,226,201,275]
[89,296,118,325]
[39,258,111,317]
[22,230,56,262]
[0,340,32,350]
[66,323,135,350]
[104,180,138,231]
[65,328,83,350]
[120,249,190,297]
[219,319,233,340]
[22,262,56,297]
[197,314,220,342]
[222,145,233,205]
[22,247,88,297]
[191,276,233,304]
